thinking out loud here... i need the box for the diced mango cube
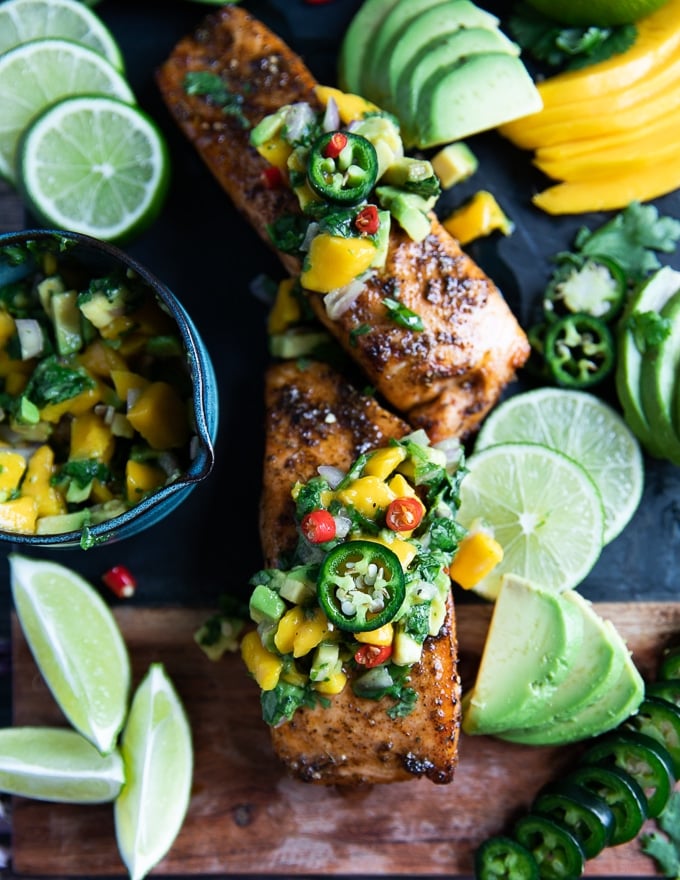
[363,446,407,480]
[240,630,283,691]
[274,606,305,655]
[363,533,417,570]
[355,622,394,646]
[0,450,27,499]
[0,496,38,534]
[313,669,347,695]
[40,383,103,423]
[443,191,514,246]
[21,445,67,517]
[301,233,376,294]
[336,475,395,519]
[70,412,115,463]
[267,278,301,335]
[449,531,504,590]
[293,607,332,658]
[314,85,380,124]
[126,381,190,449]
[0,309,15,347]
[125,459,166,504]
[387,473,417,499]
[255,137,293,171]
[78,340,128,379]
[110,369,149,402]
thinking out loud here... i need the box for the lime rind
[0,727,124,803]
[457,441,605,599]
[0,37,135,182]
[115,663,193,880]
[19,94,170,243]
[0,0,124,71]
[10,553,131,755]
[475,387,644,544]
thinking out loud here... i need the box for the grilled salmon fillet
[156,6,530,442]
[260,360,462,785]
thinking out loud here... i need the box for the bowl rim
[0,228,218,547]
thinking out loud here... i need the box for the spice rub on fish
[252,360,462,785]
[157,6,530,442]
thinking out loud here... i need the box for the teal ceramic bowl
[0,229,218,548]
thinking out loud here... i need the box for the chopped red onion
[15,319,44,360]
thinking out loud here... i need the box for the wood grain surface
[12,602,679,877]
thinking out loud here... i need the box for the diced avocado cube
[431,142,478,189]
[249,584,286,625]
[35,510,89,535]
[392,630,424,666]
[278,571,316,604]
[51,290,83,355]
[310,643,341,683]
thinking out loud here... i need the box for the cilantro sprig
[642,791,680,877]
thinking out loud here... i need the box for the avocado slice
[499,591,626,731]
[639,288,680,464]
[499,640,644,746]
[361,0,475,102]
[396,28,520,146]
[379,4,509,113]
[462,573,584,736]
[337,0,399,95]
[416,52,542,148]
[615,266,680,457]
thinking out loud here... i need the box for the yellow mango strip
[126,381,190,449]
[110,369,149,401]
[301,233,376,293]
[363,446,406,480]
[70,412,115,463]
[125,460,167,504]
[355,622,394,646]
[21,446,67,518]
[532,152,680,214]
[40,383,103,423]
[313,669,348,695]
[502,74,680,151]
[538,0,680,104]
[0,496,38,534]
[335,475,396,518]
[533,106,680,164]
[535,134,679,183]
[0,450,26,498]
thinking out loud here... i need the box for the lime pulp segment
[0,37,134,183]
[475,388,644,544]
[456,442,605,599]
[0,727,124,803]
[19,95,169,242]
[10,553,131,755]
[0,0,124,70]
[115,663,193,880]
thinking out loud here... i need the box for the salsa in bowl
[0,229,218,548]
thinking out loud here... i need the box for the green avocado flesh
[615,266,680,457]
[396,27,519,136]
[416,52,543,148]
[337,0,398,94]
[371,0,502,107]
[639,289,680,464]
[462,574,584,736]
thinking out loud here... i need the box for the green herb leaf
[382,296,424,332]
[627,310,672,354]
[183,71,249,128]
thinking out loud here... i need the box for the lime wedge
[475,388,644,544]
[10,553,131,755]
[115,663,193,880]
[456,442,604,600]
[19,94,170,243]
[0,0,124,71]
[0,727,124,803]
[0,37,134,183]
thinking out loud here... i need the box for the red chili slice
[385,496,424,532]
[355,205,380,235]
[300,509,336,544]
[323,131,348,159]
[261,166,283,189]
[355,644,393,668]
[102,565,137,599]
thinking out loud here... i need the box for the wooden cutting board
[11,603,680,877]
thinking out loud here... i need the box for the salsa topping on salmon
[242,430,467,727]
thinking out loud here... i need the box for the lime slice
[0,37,134,183]
[0,727,124,803]
[0,0,124,71]
[19,94,170,242]
[456,442,604,600]
[115,663,193,880]
[475,388,644,544]
[10,553,131,755]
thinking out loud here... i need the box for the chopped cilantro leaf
[626,310,672,354]
[183,71,250,128]
[24,356,95,409]
[382,296,424,332]
[641,791,680,878]
[349,323,371,347]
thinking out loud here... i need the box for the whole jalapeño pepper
[307,130,379,206]
[317,540,405,632]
